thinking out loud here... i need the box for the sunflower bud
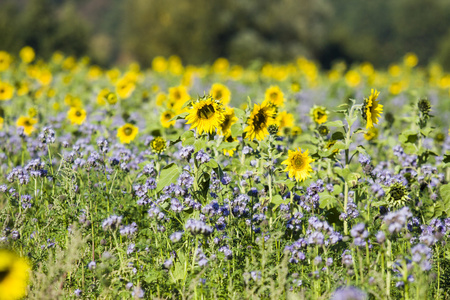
[386,182,410,208]
[268,124,279,136]
[318,125,329,136]
[418,98,431,115]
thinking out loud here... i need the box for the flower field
[0,49,450,299]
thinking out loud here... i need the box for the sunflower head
[281,148,314,182]
[117,123,139,144]
[223,134,237,157]
[418,98,431,115]
[210,83,231,105]
[0,249,31,300]
[0,82,15,101]
[291,126,302,136]
[151,136,167,154]
[219,107,238,136]
[244,102,275,141]
[364,127,379,141]
[67,107,87,125]
[264,86,284,107]
[0,116,4,130]
[160,110,176,128]
[386,182,409,208]
[185,96,225,135]
[318,125,329,136]
[362,89,383,129]
[16,116,37,135]
[310,106,328,125]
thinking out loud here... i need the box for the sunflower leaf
[169,112,189,122]
[156,163,181,193]
[325,120,344,128]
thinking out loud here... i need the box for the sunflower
[364,127,379,141]
[386,182,409,208]
[152,56,168,73]
[282,148,314,182]
[210,83,231,105]
[117,123,139,144]
[151,136,167,154]
[223,134,237,157]
[275,111,295,133]
[156,93,167,107]
[160,110,176,128]
[185,97,224,135]
[219,107,238,136]
[19,46,35,64]
[0,116,4,130]
[97,89,109,106]
[116,78,135,99]
[67,107,87,125]
[16,116,37,135]
[244,102,275,141]
[0,82,14,101]
[0,249,31,300]
[310,106,328,125]
[291,126,302,136]
[362,89,383,129]
[0,51,12,72]
[64,95,82,108]
[168,86,190,112]
[264,85,284,107]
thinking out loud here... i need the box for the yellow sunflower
[219,107,238,136]
[291,126,302,136]
[0,249,31,300]
[152,56,168,73]
[16,116,37,135]
[151,136,167,154]
[67,107,87,125]
[276,111,294,130]
[0,51,12,72]
[116,78,135,99]
[156,92,167,107]
[117,123,139,144]
[282,148,314,182]
[363,89,383,129]
[185,97,225,135]
[264,85,284,107]
[0,116,4,130]
[168,86,190,112]
[364,127,379,141]
[97,89,109,106]
[244,102,275,141]
[0,82,14,101]
[310,106,328,125]
[19,46,35,64]
[160,110,176,128]
[210,83,231,105]
[223,134,237,157]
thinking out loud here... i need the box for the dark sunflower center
[253,109,267,130]
[270,92,278,100]
[174,91,181,100]
[215,90,223,99]
[316,111,324,119]
[75,111,82,117]
[164,113,172,119]
[221,115,231,131]
[197,104,215,119]
[226,135,234,143]
[0,268,10,282]
[0,88,4,94]
[24,120,31,126]
[124,127,133,136]
[292,155,304,169]
[390,186,405,201]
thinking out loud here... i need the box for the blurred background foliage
[1,0,450,69]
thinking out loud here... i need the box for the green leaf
[218,141,239,151]
[233,108,246,119]
[319,193,337,209]
[399,130,418,144]
[420,127,434,137]
[331,131,345,140]
[156,163,181,193]
[440,184,450,214]
[181,131,195,146]
[230,123,243,138]
[169,112,189,122]
[206,159,219,168]
[194,139,206,152]
[325,120,344,128]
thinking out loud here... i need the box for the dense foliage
[0,50,450,299]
